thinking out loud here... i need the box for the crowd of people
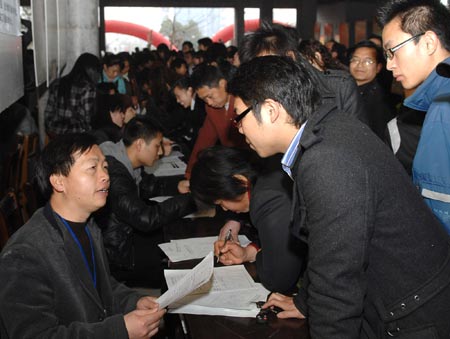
[1,0,450,338]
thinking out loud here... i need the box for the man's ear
[50,174,65,193]
[376,63,383,74]
[423,30,439,55]
[135,138,145,152]
[233,174,249,187]
[218,78,227,90]
[263,99,282,124]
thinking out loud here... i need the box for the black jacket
[303,59,367,125]
[0,204,146,338]
[96,156,196,270]
[290,102,450,338]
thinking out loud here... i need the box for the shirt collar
[281,122,307,178]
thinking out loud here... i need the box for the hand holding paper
[156,252,214,309]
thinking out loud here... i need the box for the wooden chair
[0,190,24,250]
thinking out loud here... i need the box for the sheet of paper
[159,235,251,262]
[164,265,270,311]
[156,252,214,309]
[144,151,186,176]
[168,303,260,317]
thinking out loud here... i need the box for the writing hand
[218,220,241,243]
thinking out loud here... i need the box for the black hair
[35,133,97,200]
[57,53,101,108]
[330,41,348,65]
[204,42,227,64]
[182,40,194,50]
[122,116,162,147]
[377,0,450,51]
[228,55,321,127]
[92,93,122,129]
[226,45,238,59]
[102,53,123,69]
[197,37,213,49]
[171,76,192,91]
[238,22,301,64]
[170,57,188,71]
[348,40,385,64]
[298,39,345,70]
[190,146,258,205]
[190,63,226,90]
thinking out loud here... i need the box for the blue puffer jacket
[405,57,450,234]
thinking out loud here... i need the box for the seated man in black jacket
[96,116,196,287]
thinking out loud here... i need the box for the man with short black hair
[228,55,450,338]
[238,22,366,124]
[97,117,196,287]
[0,133,165,338]
[378,0,450,233]
[348,40,395,139]
[177,63,246,193]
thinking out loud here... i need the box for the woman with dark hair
[171,76,206,150]
[190,146,305,293]
[298,39,347,71]
[91,93,125,144]
[101,53,126,94]
[44,52,101,137]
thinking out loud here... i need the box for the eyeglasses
[384,32,425,60]
[349,57,375,67]
[233,106,253,127]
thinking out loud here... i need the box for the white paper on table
[168,303,261,317]
[159,235,252,262]
[151,157,186,176]
[157,252,214,309]
[164,265,270,311]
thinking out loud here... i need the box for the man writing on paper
[0,133,165,338]
[227,55,450,338]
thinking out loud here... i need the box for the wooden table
[161,216,310,339]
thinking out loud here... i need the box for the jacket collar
[44,203,108,311]
[404,56,450,112]
[290,102,338,173]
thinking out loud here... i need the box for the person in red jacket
[178,63,247,193]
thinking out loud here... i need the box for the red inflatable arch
[105,20,177,50]
[212,19,285,43]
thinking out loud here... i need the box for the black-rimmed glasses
[384,32,425,60]
[233,106,253,127]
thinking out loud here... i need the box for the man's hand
[136,296,159,310]
[178,179,190,194]
[214,241,257,265]
[124,307,166,339]
[218,220,241,241]
[263,293,305,319]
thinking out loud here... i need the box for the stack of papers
[160,253,269,317]
[149,151,187,176]
[159,235,251,262]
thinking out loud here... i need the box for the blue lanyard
[57,215,97,288]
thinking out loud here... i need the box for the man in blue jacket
[378,0,450,233]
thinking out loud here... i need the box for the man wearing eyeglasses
[348,40,395,140]
[378,0,450,234]
[228,54,450,339]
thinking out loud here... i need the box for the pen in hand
[216,229,233,263]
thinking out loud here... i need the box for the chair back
[0,190,24,250]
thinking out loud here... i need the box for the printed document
[164,264,270,317]
[159,235,251,262]
[157,252,214,309]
